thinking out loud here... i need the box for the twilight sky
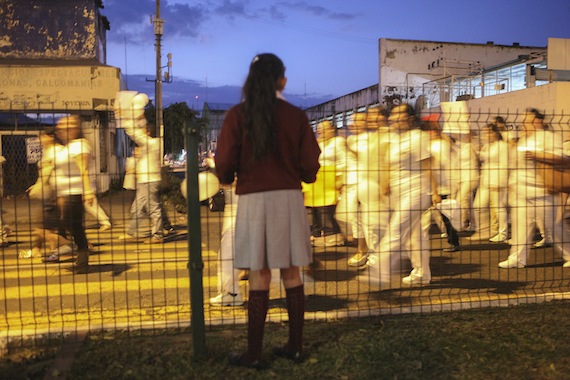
[102,0,570,109]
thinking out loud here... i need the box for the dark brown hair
[240,53,285,161]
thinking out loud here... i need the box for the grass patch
[2,301,569,379]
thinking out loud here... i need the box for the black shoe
[443,245,460,252]
[272,346,305,363]
[227,351,267,370]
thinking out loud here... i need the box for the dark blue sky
[102,0,570,108]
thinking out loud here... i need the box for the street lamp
[150,1,173,161]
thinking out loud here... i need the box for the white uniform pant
[457,180,478,229]
[368,190,431,285]
[472,186,508,237]
[507,190,555,266]
[335,183,363,239]
[357,180,389,255]
[84,197,111,226]
[217,189,241,295]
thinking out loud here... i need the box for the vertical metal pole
[185,119,206,357]
[154,0,164,159]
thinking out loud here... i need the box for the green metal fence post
[185,118,206,357]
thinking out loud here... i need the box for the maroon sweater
[215,99,321,195]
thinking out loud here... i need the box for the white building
[306,37,570,131]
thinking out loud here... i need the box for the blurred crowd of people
[16,92,176,271]
[305,105,570,289]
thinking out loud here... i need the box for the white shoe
[54,244,75,255]
[209,292,244,306]
[532,238,553,249]
[498,258,525,269]
[440,233,448,238]
[347,252,369,267]
[366,254,378,267]
[99,224,112,231]
[312,233,344,247]
[18,249,33,259]
[402,274,431,286]
[489,234,507,243]
[118,234,139,242]
[563,261,570,268]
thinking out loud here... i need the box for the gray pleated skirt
[234,189,313,270]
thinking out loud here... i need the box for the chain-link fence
[1,108,569,353]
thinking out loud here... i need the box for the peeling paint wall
[0,0,103,62]
[379,38,547,108]
[305,38,551,122]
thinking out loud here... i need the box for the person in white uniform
[336,118,362,246]
[473,124,510,242]
[52,115,95,271]
[360,104,438,288]
[347,109,391,267]
[205,155,245,307]
[310,120,346,245]
[420,115,460,251]
[499,108,570,268]
[455,133,479,232]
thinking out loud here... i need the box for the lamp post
[153,0,164,159]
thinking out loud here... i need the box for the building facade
[305,38,570,130]
[0,0,124,195]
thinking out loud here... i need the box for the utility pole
[153,0,164,158]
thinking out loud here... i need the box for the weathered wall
[379,38,547,108]
[0,0,102,62]
[0,65,120,111]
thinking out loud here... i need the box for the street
[1,191,569,336]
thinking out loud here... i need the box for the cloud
[103,0,208,43]
[214,0,248,19]
[268,5,286,21]
[275,1,358,21]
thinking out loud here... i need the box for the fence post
[185,118,206,357]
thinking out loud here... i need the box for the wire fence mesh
[0,107,569,352]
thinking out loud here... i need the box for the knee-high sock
[246,290,269,360]
[285,285,305,352]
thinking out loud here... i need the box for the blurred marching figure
[359,104,437,288]
[114,92,165,244]
[420,114,461,252]
[25,127,75,260]
[338,116,368,264]
[345,108,391,268]
[499,108,570,268]
[51,115,94,272]
[304,120,345,247]
[472,124,510,242]
[454,132,480,232]
[200,156,245,307]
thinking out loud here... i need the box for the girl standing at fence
[215,53,321,368]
